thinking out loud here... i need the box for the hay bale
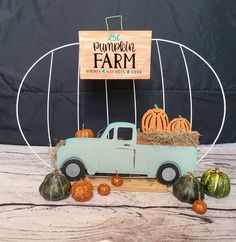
[50,139,66,162]
[137,130,200,147]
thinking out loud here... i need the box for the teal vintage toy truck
[56,122,197,185]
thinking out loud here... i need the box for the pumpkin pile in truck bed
[139,105,200,147]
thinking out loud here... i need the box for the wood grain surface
[0,144,235,242]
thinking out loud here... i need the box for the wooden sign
[79,31,152,79]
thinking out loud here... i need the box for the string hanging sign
[79,31,152,79]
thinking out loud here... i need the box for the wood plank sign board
[79,31,152,79]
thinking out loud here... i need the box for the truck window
[107,128,114,140]
[117,128,133,140]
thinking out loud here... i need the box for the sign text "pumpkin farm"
[93,40,136,69]
[79,31,152,79]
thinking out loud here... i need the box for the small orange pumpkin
[141,104,169,133]
[111,172,123,187]
[97,183,111,196]
[71,180,93,202]
[167,115,191,133]
[192,199,207,214]
[75,124,94,138]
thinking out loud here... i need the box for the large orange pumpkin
[141,104,169,133]
[81,179,93,191]
[71,180,93,202]
[167,116,191,133]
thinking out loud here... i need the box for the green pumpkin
[173,172,204,204]
[39,171,71,201]
[201,168,230,198]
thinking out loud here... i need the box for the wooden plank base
[86,176,168,192]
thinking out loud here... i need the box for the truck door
[101,126,135,174]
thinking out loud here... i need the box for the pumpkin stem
[52,168,60,174]
[198,191,202,200]
[187,172,194,178]
[215,167,220,173]
[178,115,183,118]
[154,104,159,109]
[82,123,85,130]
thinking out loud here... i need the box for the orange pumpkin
[71,180,93,202]
[141,104,169,133]
[97,183,110,196]
[111,172,123,187]
[81,179,93,191]
[167,115,191,133]
[192,199,207,214]
[75,125,94,138]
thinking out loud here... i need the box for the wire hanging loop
[103,15,124,126]
[104,15,137,127]
[105,15,124,31]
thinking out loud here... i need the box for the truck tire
[157,163,180,185]
[61,158,86,181]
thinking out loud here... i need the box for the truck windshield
[97,126,107,138]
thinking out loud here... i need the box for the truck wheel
[157,163,180,185]
[60,159,86,181]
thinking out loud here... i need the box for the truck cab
[98,122,137,173]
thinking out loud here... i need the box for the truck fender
[60,157,96,175]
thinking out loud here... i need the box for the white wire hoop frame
[16,39,226,168]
